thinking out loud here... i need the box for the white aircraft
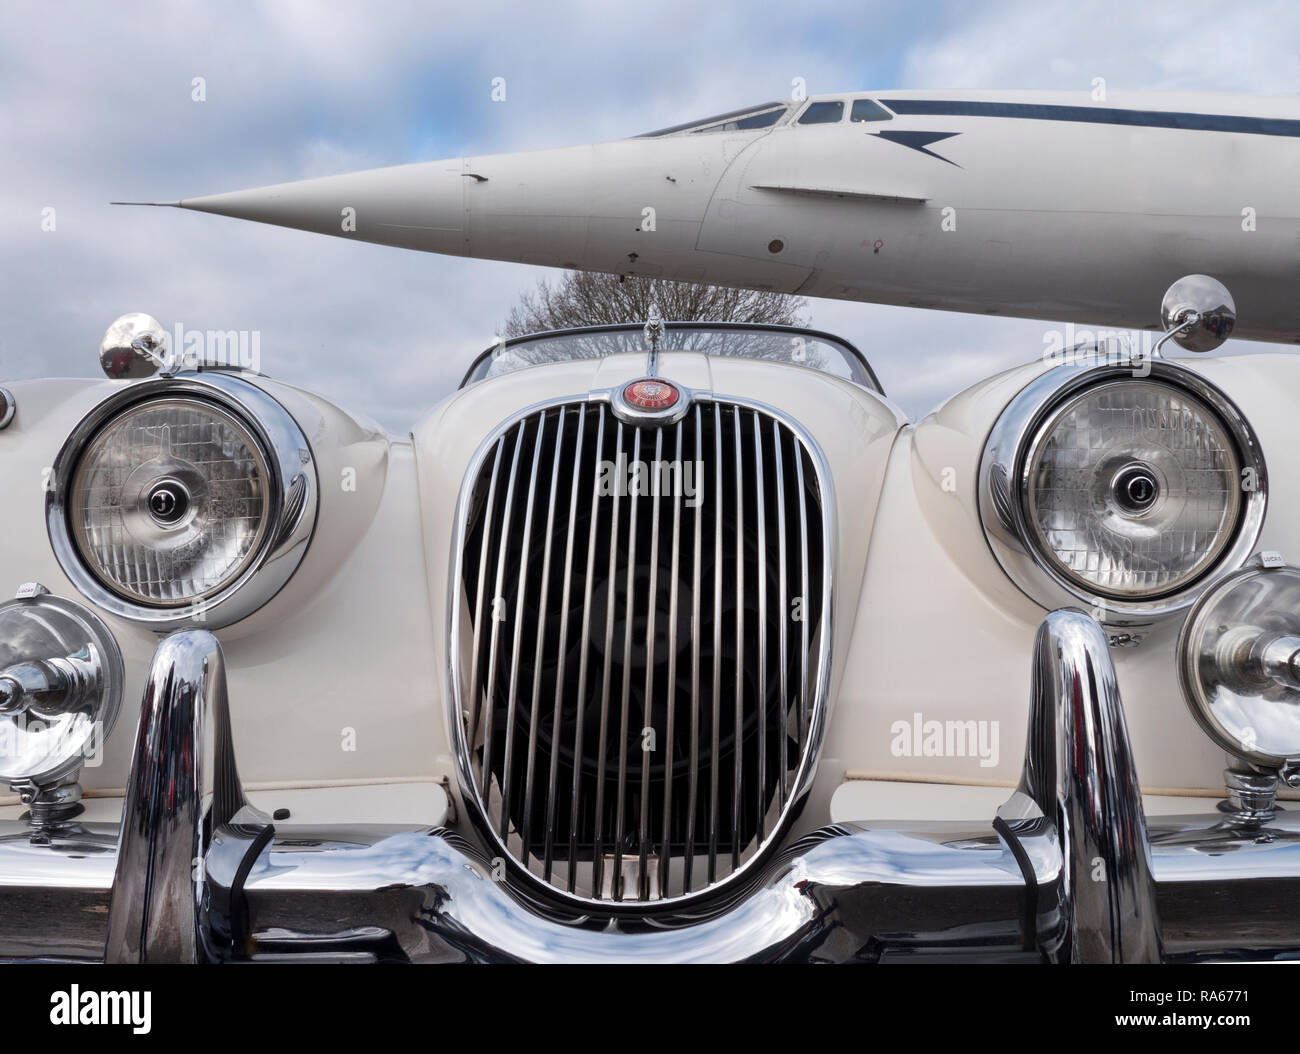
[122,89,1300,342]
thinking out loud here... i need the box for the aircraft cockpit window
[637,104,787,138]
[797,100,845,125]
[690,106,785,134]
[850,99,892,123]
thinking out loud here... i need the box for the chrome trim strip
[46,373,318,630]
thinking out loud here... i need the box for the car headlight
[48,374,317,628]
[980,360,1266,626]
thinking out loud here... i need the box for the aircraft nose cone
[177,160,469,254]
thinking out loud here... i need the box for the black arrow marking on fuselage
[870,130,962,166]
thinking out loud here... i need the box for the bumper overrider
[1,598,1299,965]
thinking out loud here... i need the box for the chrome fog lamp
[1178,554,1300,782]
[980,360,1266,625]
[0,584,123,824]
[47,374,317,628]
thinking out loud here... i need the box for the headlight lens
[69,398,272,606]
[1024,379,1242,598]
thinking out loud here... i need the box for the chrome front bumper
[2,611,1298,964]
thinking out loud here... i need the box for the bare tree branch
[503,271,808,336]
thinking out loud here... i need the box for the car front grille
[451,396,829,906]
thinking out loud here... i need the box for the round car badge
[623,378,680,412]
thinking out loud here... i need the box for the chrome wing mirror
[1154,274,1236,355]
[100,312,169,379]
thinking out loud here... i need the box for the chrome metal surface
[99,312,168,380]
[0,386,14,430]
[0,588,123,792]
[643,303,664,377]
[17,774,84,826]
[240,822,1026,962]
[1218,758,1280,825]
[104,630,252,963]
[15,807,1300,962]
[7,605,1300,964]
[0,647,106,719]
[979,357,1267,626]
[46,372,317,629]
[449,394,832,909]
[609,378,694,426]
[1157,274,1237,354]
[1178,558,1300,770]
[999,609,1161,962]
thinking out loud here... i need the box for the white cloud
[0,0,1295,428]
[899,0,1300,94]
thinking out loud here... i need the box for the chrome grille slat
[542,406,584,881]
[523,407,566,858]
[566,406,606,890]
[456,397,828,907]
[771,417,789,807]
[682,407,703,894]
[658,419,684,889]
[751,411,768,841]
[499,414,546,842]
[591,420,624,896]
[795,446,811,740]
[612,427,642,897]
[708,402,724,885]
[637,428,664,902]
[466,438,504,754]
[731,409,744,871]
[479,424,527,799]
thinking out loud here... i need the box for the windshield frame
[458,321,884,394]
[636,102,789,138]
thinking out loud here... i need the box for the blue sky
[1,0,1297,428]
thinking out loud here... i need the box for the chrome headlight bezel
[979,359,1267,626]
[47,373,318,629]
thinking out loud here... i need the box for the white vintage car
[1,275,1297,963]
